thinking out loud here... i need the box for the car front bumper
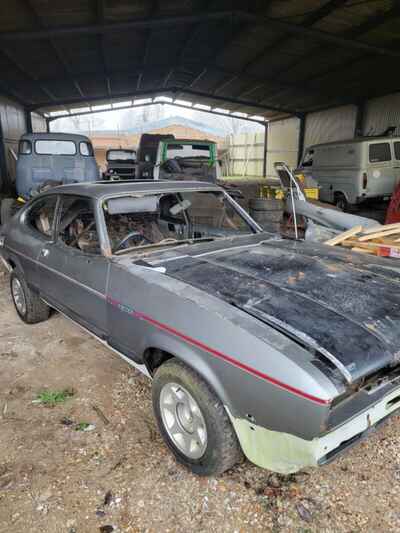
[227,384,400,474]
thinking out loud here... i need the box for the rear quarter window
[80,141,94,156]
[369,142,391,163]
[25,195,58,238]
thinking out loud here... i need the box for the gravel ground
[0,265,400,532]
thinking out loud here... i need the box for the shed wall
[363,92,400,137]
[0,95,27,190]
[267,117,300,178]
[304,105,357,149]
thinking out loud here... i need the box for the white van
[296,137,400,210]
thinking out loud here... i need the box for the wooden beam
[325,225,363,246]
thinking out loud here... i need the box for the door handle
[41,248,49,257]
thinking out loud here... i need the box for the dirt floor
[1,264,400,533]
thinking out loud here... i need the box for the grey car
[1,180,400,476]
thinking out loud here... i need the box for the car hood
[162,238,400,384]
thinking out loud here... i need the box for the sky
[51,102,265,136]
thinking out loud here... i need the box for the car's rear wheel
[334,192,350,212]
[10,269,50,324]
[152,359,243,476]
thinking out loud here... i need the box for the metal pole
[25,109,33,133]
[0,117,8,194]
[354,101,365,137]
[263,122,268,178]
[297,114,306,166]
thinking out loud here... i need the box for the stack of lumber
[324,223,400,258]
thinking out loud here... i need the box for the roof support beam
[94,0,111,98]
[236,0,348,93]
[20,0,85,99]
[30,85,298,116]
[1,10,399,58]
[259,4,400,105]
[0,48,57,102]
[46,100,267,126]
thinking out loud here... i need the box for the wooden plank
[325,225,363,246]
[358,227,400,241]
[351,247,375,255]
[362,222,400,235]
[342,239,400,251]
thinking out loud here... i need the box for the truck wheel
[334,193,349,212]
[10,269,50,324]
[152,359,243,476]
[1,198,18,225]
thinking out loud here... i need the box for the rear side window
[80,141,94,156]
[394,142,400,160]
[35,140,77,156]
[18,140,32,155]
[26,196,58,238]
[369,142,391,163]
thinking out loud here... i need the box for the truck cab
[136,134,219,183]
[1,132,99,224]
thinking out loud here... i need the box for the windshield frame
[98,188,262,257]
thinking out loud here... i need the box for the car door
[368,141,396,197]
[392,141,400,187]
[5,194,58,290]
[38,194,109,338]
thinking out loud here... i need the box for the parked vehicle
[136,133,219,182]
[103,148,137,180]
[1,180,400,476]
[0,132,99,224]
[296,136,400,210]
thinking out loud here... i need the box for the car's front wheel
[152,359,243,476]
[10,269,50,324]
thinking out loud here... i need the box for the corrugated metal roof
[0,0,399,120]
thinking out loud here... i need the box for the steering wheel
[114,231,153,252]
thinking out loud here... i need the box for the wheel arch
[142,339,235,415]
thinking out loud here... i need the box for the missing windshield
[103,191,256,254]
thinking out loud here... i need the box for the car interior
[28,192,253,256]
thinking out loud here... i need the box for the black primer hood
[164,238,400,384]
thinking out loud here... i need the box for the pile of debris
[325,223,400,258]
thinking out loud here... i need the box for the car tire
[1,198,19,225]
[152,358,243,476]
[334,193,350,212]
[10,269,50,324]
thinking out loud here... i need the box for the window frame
[22,194,59,241]
[34,139,77,156]
[101,188,261,257]
[368,142,392,163]
[55,194,107,256]
[393,141,400,161]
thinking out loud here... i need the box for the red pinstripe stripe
[108,297,331,405]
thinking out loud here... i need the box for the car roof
[44,180,222,200]
[21,132,92,142]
